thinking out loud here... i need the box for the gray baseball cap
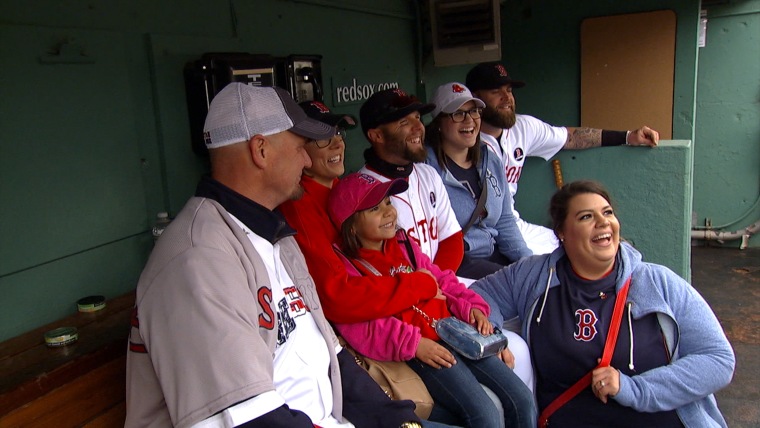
[203,83,335,149]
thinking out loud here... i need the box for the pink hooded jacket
[334,230,490,361]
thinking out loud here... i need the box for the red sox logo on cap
[495,64,508,77]
[451,83,466,93]
[358,173,377,184]
[391,88,407,97]
[310,101,331,113]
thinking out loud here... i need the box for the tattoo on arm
[564,127,602,150]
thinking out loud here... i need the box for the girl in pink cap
[327,171,536,428]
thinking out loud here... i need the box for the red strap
[538,276,631,427]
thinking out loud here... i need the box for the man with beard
[466,62,659,255]
[356,88,538,423]
[357,88,464,272]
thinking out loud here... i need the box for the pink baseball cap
[328,172,409,229]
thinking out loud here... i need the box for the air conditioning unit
[429,0,502,67]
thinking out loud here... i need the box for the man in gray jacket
[125,83,423,428]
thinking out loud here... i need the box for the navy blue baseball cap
[466,62,526,92]
[299,100,358,129]
[359,88,435,136]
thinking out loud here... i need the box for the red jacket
[279,176,438,323]
[335,230,491,360]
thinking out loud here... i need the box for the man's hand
[415,337,456,369]
[627,126,659,147]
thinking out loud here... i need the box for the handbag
[341,339,434,419]
[412,305,509,360]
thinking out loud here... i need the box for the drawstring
[536,267,554,324]
[627,302,635,371]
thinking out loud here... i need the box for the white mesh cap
[202,83,335,149]
[430,82,486,118]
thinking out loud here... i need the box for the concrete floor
[691,245,760,428]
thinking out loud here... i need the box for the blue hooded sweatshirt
[425,143,531,262]
[471,242,735,427]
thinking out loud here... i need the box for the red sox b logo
[451,83,466,93]
[574,309,598,341]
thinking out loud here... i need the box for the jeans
[456,252,511,280]
[422,420,461,428]
[407,342,537,428]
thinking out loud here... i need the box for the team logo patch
[451,83,466,93]
[574,309,598,342]
[486,169,502,197]
[495,64,508,77]
[276,286,309,345]
[513,147,524,161]
[429,191,437,208]
[392,88,407,97]
[358,173,377,184]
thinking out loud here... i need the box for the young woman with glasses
[425,82,532,281]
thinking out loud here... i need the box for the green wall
[0,0,721,341]
[693,1,760,248]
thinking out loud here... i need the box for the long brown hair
[339,214,363,258]
[425,114,481,171]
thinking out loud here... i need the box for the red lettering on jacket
[258,287,275,329]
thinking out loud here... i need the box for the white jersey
[359,163,461,260]
[481,114,566,255]
[194,217,351,428]
[480,114,567,217]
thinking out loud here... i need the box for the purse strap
[537,276,632,428]
[462,186,487,235]
[411,305,438,329]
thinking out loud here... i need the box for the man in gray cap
[125,83,424,428]
[466,62,659,255]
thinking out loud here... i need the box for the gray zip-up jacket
[471,242,735,427]
[126,197,343,428]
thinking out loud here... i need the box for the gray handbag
[413,306,509,360]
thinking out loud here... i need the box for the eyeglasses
[448,108,483,123]
[310,128,347,149]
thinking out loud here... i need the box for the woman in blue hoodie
[471,180,735,428]
[425,82,532,281]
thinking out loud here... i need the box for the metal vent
[434,0,496,49]
[428,0,501,67]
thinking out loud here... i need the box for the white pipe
[691,219,760,249]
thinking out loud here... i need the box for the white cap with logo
[430,82,486,118]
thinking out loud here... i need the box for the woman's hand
[417,268,446,300]
[592,365,621,403]
[470,309,493,335]
[497,347,515,369]
[415,337,456,369]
